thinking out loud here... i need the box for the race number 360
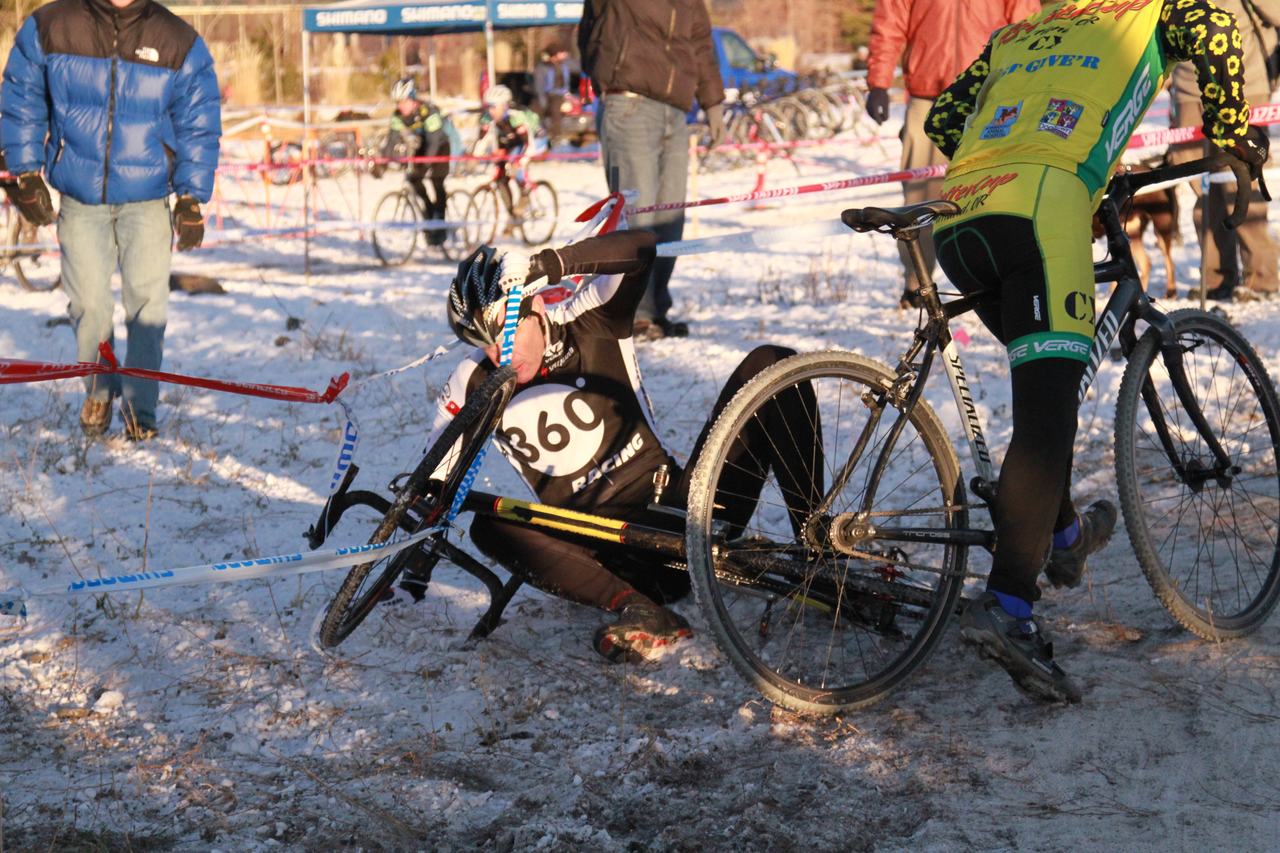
[498,383,606,475]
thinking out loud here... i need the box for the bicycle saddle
[841,200,961,234]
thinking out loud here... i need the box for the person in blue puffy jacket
[1,0,221,441]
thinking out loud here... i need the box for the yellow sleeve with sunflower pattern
[924,42,993,160]
[1160,0,1250,148]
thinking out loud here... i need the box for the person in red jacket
[865,0,1040,308]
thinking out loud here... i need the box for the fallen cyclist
[924,0,1267,701]
[391,229,823,664]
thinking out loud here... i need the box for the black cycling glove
[1227,125,1269,176]
[866,88,890,125]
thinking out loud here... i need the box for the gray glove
[707,103,727,148]
[866,88,890,124]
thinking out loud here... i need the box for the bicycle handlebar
[1108,149,1270,230]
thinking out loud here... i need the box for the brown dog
[1094,158,1180,297]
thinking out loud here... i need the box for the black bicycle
[310,154,1280,716]
[370,179,474,265]
[682,153,1280,714]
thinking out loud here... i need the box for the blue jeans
[600,95,690,323]
[58,196,172,429]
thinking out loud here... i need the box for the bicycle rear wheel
[370,190,419,267]
[317,365,518,648]
[1115,309,1280,639]
[518,180,559,246]
[686,351,968,714]
[8,210,60,292]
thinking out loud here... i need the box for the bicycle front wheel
[466,185,501,247]
[439,189,473,261]
[518,181,559,246]
[1115,309,1280,639]
[8,211,60,292]
[317,365,518,648]
[686,351,968,715]
[370,190,418,267]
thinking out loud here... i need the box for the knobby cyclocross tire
[467,185,501,248]
[686,351,968,714]
[371,190,419,267]
[440,190,474,261]
[1115,309,1280,639]
[317,365,518,648]
[518,181,559,247]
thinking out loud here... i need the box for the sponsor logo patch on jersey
[980,103,1022,140]
[1039,99,1084,138]
[445,400,461,415]
[135,46,160,62]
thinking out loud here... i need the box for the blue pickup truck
[712,27,798,96]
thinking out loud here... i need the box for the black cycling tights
[470,345,824,611]
[993,359,1084,602]
[408,164,447,242]
[936,215,1086,603]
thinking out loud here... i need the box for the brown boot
[79,398,111,436]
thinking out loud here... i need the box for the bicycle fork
[1089,277,1237,488]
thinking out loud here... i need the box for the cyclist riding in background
[478,84,548,222]
[389,76,451,246]
[389,230,823,664]
[924,0,1268,702]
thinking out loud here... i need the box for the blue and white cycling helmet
[391,77,418,102]
[483,85,513,107]
[448,246,534,347]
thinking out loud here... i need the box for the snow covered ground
[3,102,1280,850]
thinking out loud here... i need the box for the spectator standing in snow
[1169,0,1280,301]
[533,43,580,143]
[865,0,1040,308]
[1,0,220,440]
[578,0,727,341]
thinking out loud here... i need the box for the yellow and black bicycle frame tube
[463,491,687,557]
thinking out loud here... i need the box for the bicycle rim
[686,351,968,714]
[9,215,60,292]
[317,365,518,648]
[467,186,500,247]
[371,191,418,266]
[518,181,558,246]
[440,190,473,261]
[1115,309,1280,638]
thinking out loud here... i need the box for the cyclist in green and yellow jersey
[390,77,451,245]
[924,0,1269,702]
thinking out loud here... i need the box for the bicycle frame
[842,157,1244,554]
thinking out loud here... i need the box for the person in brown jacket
[866,0,1040,307]
[578,0,726,340]
[1169,0,1280,301]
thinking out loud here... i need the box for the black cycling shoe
[899,288,923,310]
[1045,500,1117,589]
[594,596,693,664]
[959,591,1082,703]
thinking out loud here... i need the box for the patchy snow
[3,98,1280,850]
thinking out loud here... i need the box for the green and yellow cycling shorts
[933,163,1097,368]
